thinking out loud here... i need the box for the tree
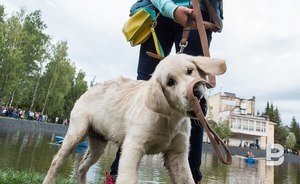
[0,7,49,108]
[285,132,296,149]
[262,102,284,145]
[214,120,233,145]
[0,5,4,23]
[277,126,289,146]
[273,107,281,126]
[264,101,270,116]
[290,117,300,149]
[39,41,75,120]
[63,69,88,118]
[0,5,88,122]
[0,10,25,105]
[20,10,49,109]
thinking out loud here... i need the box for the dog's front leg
[116,139,144,184]
[163,152,194,184]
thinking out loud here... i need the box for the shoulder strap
[146,12,165,60]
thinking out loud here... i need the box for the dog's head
[145,54,226,116]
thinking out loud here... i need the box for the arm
[150,0,194,27]
[150,0,178,19]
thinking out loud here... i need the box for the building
[207,92,275,149]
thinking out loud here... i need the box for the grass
[0,169,74,184]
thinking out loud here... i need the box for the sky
[1,0,300,125]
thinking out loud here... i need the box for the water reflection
[0,129,299,184]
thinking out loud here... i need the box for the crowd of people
[0,105,48,122]
[285,148,299,156]
[0,105,71,126]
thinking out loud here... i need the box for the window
[249,120,254,131]
[261,122,266,132]
[256,121,261,132]
[230,117,236,128]
[240,109,246,115]
[236,119,241,129]
[242,119,249,130]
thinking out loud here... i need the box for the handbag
[122,7,164,59]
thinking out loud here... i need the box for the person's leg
[187,97,208,183]
[188,119,204,182]
[137,16,176,80]
[173,10,212,183]
[109,148,121,176]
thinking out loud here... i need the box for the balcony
[230,115,267,137]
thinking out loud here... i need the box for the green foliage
[0,8,49,107]
[214,120,233,144]
[39,41,76,120]
[262,102,284,145]
[289,117,300,149]
[285,132,296,149]
[0,5,88,122]
[0,168,74,184]
[64,69,88,119]
[263,102,300,149]
[0,5,4,23]
[276,126,289,146]
[263,101,281,126]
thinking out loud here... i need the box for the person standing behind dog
[104,0,223,183]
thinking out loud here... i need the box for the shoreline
[0,116,67,135]
[1,117,299,164]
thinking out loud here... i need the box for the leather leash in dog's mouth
[187,78,232,165]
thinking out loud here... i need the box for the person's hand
[173,6,194,27]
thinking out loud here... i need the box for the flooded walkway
[0,118,299,183]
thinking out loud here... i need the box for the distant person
[28,111,34,120]
[246,151,254,158]
[244,142,248,148]
[55,117,59,124]
[63,118,69,126]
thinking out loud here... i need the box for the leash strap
[187,78,232,165]
[204,0,222,32]
[179,0,222,88]
[177,14,194,54]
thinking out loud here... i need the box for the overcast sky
[2,0,300,125]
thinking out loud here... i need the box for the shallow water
[0,129,299,184]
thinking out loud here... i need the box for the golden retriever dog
[43,54,226,184]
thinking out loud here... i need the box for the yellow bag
[122,8,164,59]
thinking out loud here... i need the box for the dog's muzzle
[187,82,207,118]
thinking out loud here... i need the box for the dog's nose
[193,85,204,99]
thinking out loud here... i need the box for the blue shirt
[130,0,223,22]
[150,0,223,20]
[150,0,192,19]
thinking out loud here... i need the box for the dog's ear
[187,55,227,75]
[145,79,170,116]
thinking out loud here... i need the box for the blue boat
[245,157,256,164]
[54,136,64,142]
[54,136,88,148]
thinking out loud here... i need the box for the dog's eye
[167,78,176,87]
[187,68,193,75]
